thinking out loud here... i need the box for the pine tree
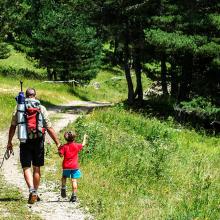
[145,0,220,102]
[92,0,163,104]
[10,0,102,81]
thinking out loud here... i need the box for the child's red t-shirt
[59,142,83,169]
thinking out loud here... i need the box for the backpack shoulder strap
[25,98,41,109]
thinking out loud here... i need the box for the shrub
[0,66,46,79]
[0,42,10,59]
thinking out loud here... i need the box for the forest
[0,1,220,219]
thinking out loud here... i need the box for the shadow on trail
[39,99,58,108]
[47,105,91,114]
[47,200,70,203]
[0,198,21,202]
[68,89,90,101]
[47,101,113,115]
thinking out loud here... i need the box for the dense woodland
[0,1,220,119]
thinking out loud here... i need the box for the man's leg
[32,137,44,202]
[23,167,38,204]
[20,142,33,191]
[33,166,41,190]
[23,167,34,189]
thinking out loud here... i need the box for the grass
[43,106,220,220]
[0,46,150,218]
[0,69,129,130]
[0,45,46,77]
[0,174,42,220]
[2,45,219,219]
[0,75,83,130]
[0,51,151,130]
[74,66,151,103]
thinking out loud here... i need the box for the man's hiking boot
[61,188,66,198]
[28,192,38,204]
[70,194,77,202]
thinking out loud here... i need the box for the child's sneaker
[61,188,66,198]
[70,194,77,202]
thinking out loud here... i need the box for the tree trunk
[60,69,68,81]
[161,54,168,95]
[178,54,193,101]
[53,70,57,81]
[132,19,145,103]
[124,30,134,105]
[112,36,119,66]
[134,49,143,102]
[47,67,52,80]
[170,63,179,98]
[61,64,69,81]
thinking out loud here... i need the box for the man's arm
[40,105,61,148]
[7,125,16,150]
[47,127,61,148]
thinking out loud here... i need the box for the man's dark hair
[26,88,36,98]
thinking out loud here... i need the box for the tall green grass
[67,106,219,219]
[0,93,16,130]
[41,105,220,219]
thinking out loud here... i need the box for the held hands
[57,143,63,155]
[56,143,63,157]
[56,143,62,149]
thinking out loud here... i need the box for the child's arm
[82,134,89,147]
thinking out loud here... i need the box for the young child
[58,131,88,202]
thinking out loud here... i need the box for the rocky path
[0,101,112,220]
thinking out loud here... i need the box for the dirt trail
[0,101,112,220]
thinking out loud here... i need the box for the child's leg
[71,178,77,194]
[61,176,67,198]
[70,178,77,202]
[61,176,67,187]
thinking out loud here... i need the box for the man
[7,88,61,204]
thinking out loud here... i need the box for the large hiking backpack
[25,98,46,139]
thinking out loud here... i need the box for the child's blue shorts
[62,169,81,179]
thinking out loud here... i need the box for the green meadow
[0,47,219,220]
[44,107,220,220]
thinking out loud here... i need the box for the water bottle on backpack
[16,81,28,143]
